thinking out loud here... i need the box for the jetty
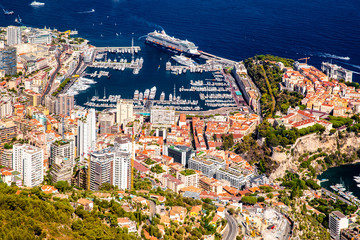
[96,46,141,53]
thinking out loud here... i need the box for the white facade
[0,97,13,118]
[113,151,130,190]
[321,62,353,82]
[116,99,133,125]
[7,26,21,46]
[177,171,198,188]
[49,140,75,166]
[12,144,44,187]
[329,211,348,240]
[28,32,52,44]
[150,107,175,126]
[77,108,96,158]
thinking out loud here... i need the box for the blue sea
[1,0,360,105]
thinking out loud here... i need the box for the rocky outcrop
[269,132,360,181]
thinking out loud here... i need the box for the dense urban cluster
[0,24,359,240]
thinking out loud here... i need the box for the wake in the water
[129,15,164,31]
[318,52,350,61]
[339,62,360,75]
[77,9,95,14]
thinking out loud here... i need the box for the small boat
[3,9,14,15]
[30,1,45,6]
[15,15,22,23]
[158,65,160,69]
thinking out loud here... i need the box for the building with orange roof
[190,205,202,217]
[117,217,137,233]
[41,185,58,194]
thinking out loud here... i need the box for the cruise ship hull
[145,39,200,58]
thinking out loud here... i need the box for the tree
[228,208,235,215]
[55,180,69,193]
[241,196,257,205]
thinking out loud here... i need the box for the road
[149,199,156,219]
[59,55,84,94]
[223,212,238,240]
[41,47,64,105]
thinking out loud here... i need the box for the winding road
[223,212,238,240]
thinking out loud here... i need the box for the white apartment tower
[329,211,348,240]
[7,26,21,46]
[13,144,44,187]
[77,108,96,159]
[113,151,131,190]
[116,99,133,126]
[49,140,75,166]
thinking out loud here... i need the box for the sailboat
[15,15,22,23]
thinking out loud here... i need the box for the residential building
[177,169,198,188]
[98,111,115,134]
[49,140,75,167]
[340,227,360,240]
[57,94,74,116]
[161,174,184,193]
[150,106,175,127]
[117,217,137,233]
[0,97,13,118]
[72,165,88,190]
[188,155,226,178]
[77,108,96,158]
[90,150,113,191]
[77,198,94,211]
[216,163,254,189]
[49,156,73,184]
[12,144,44,187]
[1,168,22,187]
[116,99,133,126]
[169,206,187,223]
[329,211,348,240]
[0,121,17,152]
[7,26,21,46]
[0,148,13,168]
[163,145,193,167]
[113,151,131,190]
[0,45,17,75]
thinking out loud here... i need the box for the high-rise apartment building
[113,151,131,190]
[49,156,73,184]
[0,45,17,75]
[7,26,21,46]
[0,121,17,152]
[77,108,96,158]
[57,94,74,116]
[13,144,44,187]
[329,211,348,240]
[49,140,75,167]
[116,99,133,126]
[90,150,113,191]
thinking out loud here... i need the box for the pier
[96,46,141,53]
[199,51,237,66]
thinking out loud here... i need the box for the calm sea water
[318,163,360,198]
[1,0,359,104]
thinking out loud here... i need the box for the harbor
[318,163,360,206]
[70,29,247,112]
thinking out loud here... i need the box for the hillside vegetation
[244,55,303,118]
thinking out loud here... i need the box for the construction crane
[298,57,310,64]
[131,123,136,190]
